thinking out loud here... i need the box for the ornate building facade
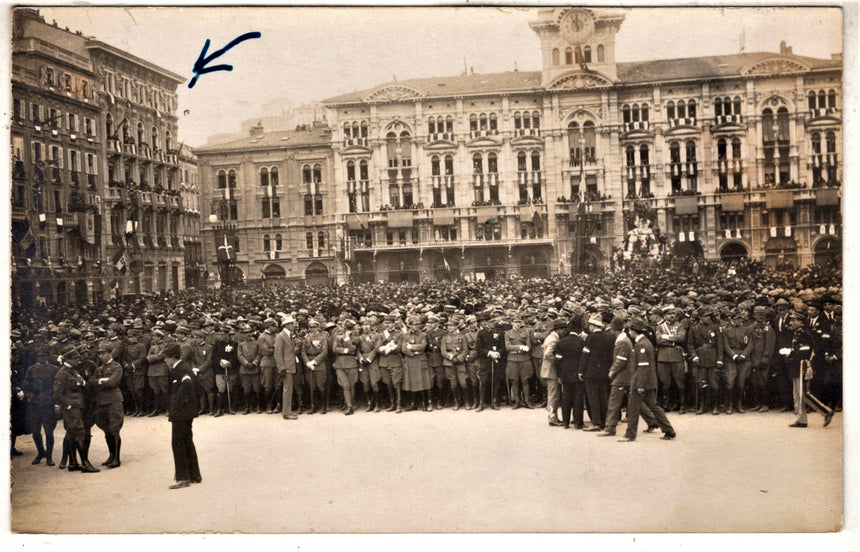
[12,9,106,308]
[87,37,185,296]
[179,143,204,288]
[320,7,842,281]
[195,122,339,286]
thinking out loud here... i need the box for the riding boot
[725,388,734,415]
[464,383,474,410]
[366,392,375,413]
[522,381,535,408]
[491,385,500,410]
[423,390,432,412]
[678,387,687,414]
[106,435,121,469]
[511,381,520,410]
[696,387,706,414]
[395,386,403,413]
[435,386,444,410]
[77,442,100,473]
[66,443,80,472]
[59,437,70,469]
[102,434,115,466]
[476,381,486,412]
[197,394,207,416]
[711,388,720,415]
[213,394,223,417]
[83,433,92,459]
[735,387,745,414]
[148,395,160,417]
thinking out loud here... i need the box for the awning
[766,190,794,209]
[432,209,455,226]
[387,211,414,228]
[674,196,699,215]
[816,188,840,207]
[719,193,746,212]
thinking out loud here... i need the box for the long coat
[168,360,199,422]
[555,332,585,384]
[540,330,560,380]
[629,335,658,391]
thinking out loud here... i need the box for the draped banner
[475,206,497,223]
[766,190,794,209]
[816,188,840,207]
[720,193,746,212]
[674,196,699,215]
[386,211,414,228]
[432,209,455,227]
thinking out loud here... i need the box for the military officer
[440,317,469,410]
[504,314,534,409]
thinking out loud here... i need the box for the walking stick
[224,364,233,414]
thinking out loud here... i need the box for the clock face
[560,10,595,45]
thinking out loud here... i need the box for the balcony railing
[431,175,455,188]
[469,129,499,139]
[668,117,697,128]
[514,128,541,137]
[715,114,743,125]
[623,121,650,132]
[809,107,838,119]
[343,137,368,147]
[428,132,454,142]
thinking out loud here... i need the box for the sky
[33,5,844,147]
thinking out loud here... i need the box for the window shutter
[92,154,99,175]
[58,147,64,168]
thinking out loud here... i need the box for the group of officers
[12,272,842,469]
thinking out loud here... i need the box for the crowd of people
[11,259,842,476]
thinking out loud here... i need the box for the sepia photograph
[4,2,855,549]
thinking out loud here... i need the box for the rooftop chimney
[779,40,792,55]
[249,121,264,137]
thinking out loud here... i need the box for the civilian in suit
[580,314,616,430]
[163,344,201,489]
[274,316,299,420]
[556,319,586,429]
[540,318,567,426]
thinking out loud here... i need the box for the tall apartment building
[195,8,842,286]
[179,143,204,288]
[11,9,106,308]
[11,9,195,306]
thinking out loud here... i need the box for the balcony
[715,114,743,125]
[122,142,137,156]
[567,157,599,169]
[427,132,454,142]
[623,164,651,180]
[513,128,541,137]
[343,137,368,147]
[353,235,553,253]
[87,174,97,189]
[70,171,81,188]
[516,171,543,186]
[668,117,697,128]
[808,107,839,120]
[623,121,650,133]
[108,139,122,156]
[469,129,499,139]
[716,158,744,173]
[430,175,455,189]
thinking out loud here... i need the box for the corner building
[322,7,842,281]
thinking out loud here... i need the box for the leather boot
[148,395,160,417]
[696,387,706,414]
[243,392,252,415]
[726,388,734,415]
[257,391,265,413]
[735,387,745,414]
[395,386,403,413]
[464,384,474,410]
[108,435,121,468]
[386,387,396,412]
[511,381,520,410]
[59,437,70,470]
[711,388,720,415]
[476,382,486,412]
[366,392,375,413]
[77,443,100,473]
[453,388,461,411]
[523,381,535,409]
[214,394,224,417]
[102,434,115,466]
[66,439,79,471]
[374,391,382,412]
[678,387,687,414]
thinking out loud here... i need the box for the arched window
[217,169,227,189]
[313,164,322,183]
[826,131,836,153]
[626,145,636,166]
[347,160,356,181]
[827,90,837,109]
[260,167,269,187]
[359,159,368,180]
[731,138,741,159]
[685,140,697,163]
[488,152,498,173]
[137,122,144,145]
[469,114,478,133]
[670,142,681,164]
[531,151,541,171]
[641,105,649,121]
[552,48,560,66]
[733,97,742,116]
[428,117,436,135]
[597,44,605,62]
[444,155,454,175]
[565,47,573,65]
[360,121,368,137]
[343,122,351,137]
[532,111,540,129]
[818,90,826,109]
[811,132,821,154]
[318,231,326,249]
[666,101,675,120]
[517,151,527,172]
[622,105,631,123]
[714,98,723,116]
[472,153,483,174]
[582,121,596,161]
[263,234,271,251]
[165,130,172,152]
[639,144,650,166]
[677,100,686,119]
[583,46,592,63]
[514,111,522,130]
[687,100,697,120]
[227,169,236,188]
[270,166,278,186]
[302,164,312,183]
[306,232,314,250]
[275,234,282,251]
[431,155,441,176]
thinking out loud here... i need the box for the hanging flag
[770,227,778,238]
[785,226,792,237]
[39,213,47,224]
[678,232,686,242]
[688,231,695,242]
[215,228,237,263]
[111,246,127,273]
[442,253,450,272]
[532,208,543,231]
[725,229,731,239]
[266,184,273,198]
[79,212,96,244]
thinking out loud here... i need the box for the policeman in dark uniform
[781,311,834,428]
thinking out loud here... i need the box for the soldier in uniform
[257,318,278,413]
[52,346,100,473]
[211,322,240,416]
[376,314,404,413]
[122,322,149,417]
[146,330,170,416]
[401,316,431,411]
[463,315,480,410]
[722,308,754,414]
[425,315,447,409]
[92,341,125,468]
[357,320,381,412]
[504,314,534,409]
[653,306,689,413]
[24,336,59,465]
[331,319,361,415]
[771,298,795,411]
[237,324,262,414]
[749,306,776,411]
[687,307,723,414]
[781,311,834,428]
[302,316,330,414]
[440,316,469,410]
[619,317,676,442]
[529,314,548,408]
[194,326,216,415]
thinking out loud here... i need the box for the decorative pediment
[742,57,810,77]
[363,85,426,103]
[466,136,503,148]
[547,71,614,91]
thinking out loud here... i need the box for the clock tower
[529,8,626,88]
